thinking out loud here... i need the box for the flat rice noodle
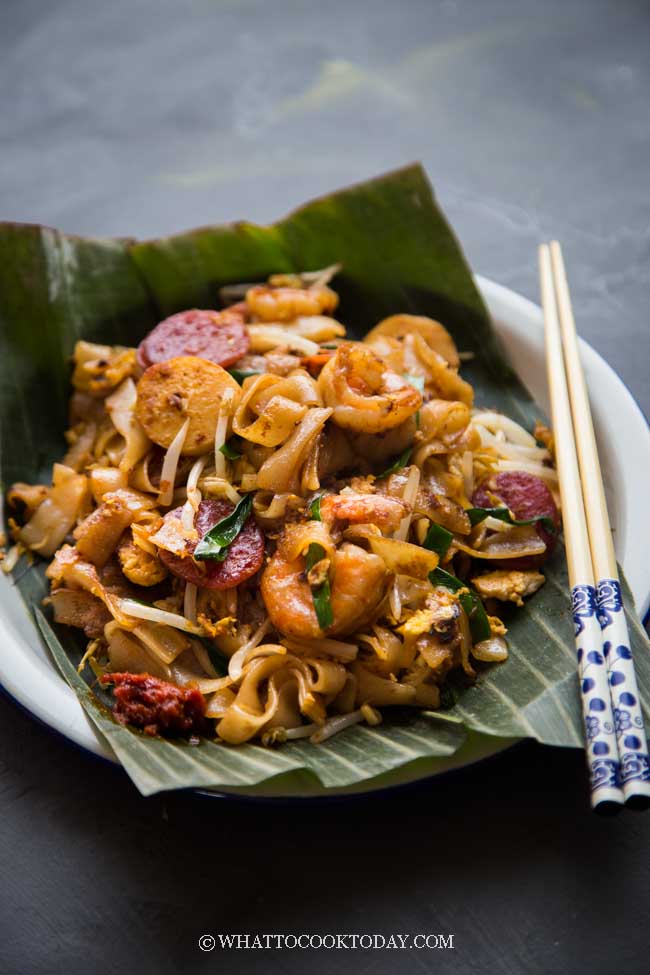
[89,467,129,503]
[352,663,417,706]
[19,464,88,557]
[105,379,151,472]
[133,622,192,665]
[453,525,546,560]
[365,534,439,579]
[73,496,134,568]
[106,624,171,679]
[256,407,332,493]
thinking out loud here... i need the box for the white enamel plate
[1,276,648,797]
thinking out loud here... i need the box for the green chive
[305,543,323,574]
[219,439,242,461]
[193,494,253,562]
[460,593,492,643]
[309,495,323,521]
[305,542,333,630]
[429,566,465,593]
[429,567,491,643]
[378,447,412,478]
[466,506,556,535]
[422,522,453,559]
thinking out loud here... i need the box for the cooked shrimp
[261,537,388,639]
[318,344,422,434]
[246,284,339,322]
[412,336,473,406]
[364,313,460,368]
[360,334,405,374]
[320,492,408,533]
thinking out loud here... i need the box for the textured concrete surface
[1,2,649,973]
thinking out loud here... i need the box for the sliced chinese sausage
[363,314,460,368]
[158,499,265,590]
[473,470,560,569]
[137,309,250,370]
[135,356,241,456]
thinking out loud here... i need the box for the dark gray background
[1,1,648,973]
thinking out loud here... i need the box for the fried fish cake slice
[135,356,241,456]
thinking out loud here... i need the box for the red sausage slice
[137,309,250,370]
[158,499,264,590]
[473,470,560,568]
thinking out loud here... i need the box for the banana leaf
[2,164,650,797]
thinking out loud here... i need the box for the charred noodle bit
[9,268,559,745]
[305,543,334,630]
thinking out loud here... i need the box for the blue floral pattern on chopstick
[572,584,598,637]
[572,584,622,796]
[595,579,623,629]
[596,579,650,791]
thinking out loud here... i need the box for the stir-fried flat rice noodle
[7,268,560,745]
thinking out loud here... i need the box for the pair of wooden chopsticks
[539,242,650,812]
